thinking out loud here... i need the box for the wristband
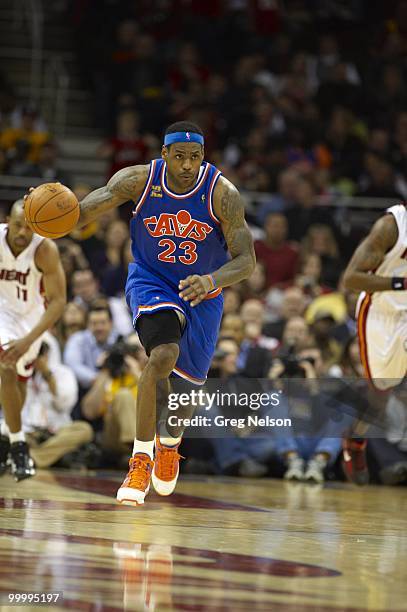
[391,277,407,290]
[206,274,217,291]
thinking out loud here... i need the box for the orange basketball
[24,182,80,239]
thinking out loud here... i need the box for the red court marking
[42,473,269,513]
[0,498,154,512]
[0,528,340,578]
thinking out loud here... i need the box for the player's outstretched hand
[0,337,32,365]
[179,275,212,307]
[22,187,35,201]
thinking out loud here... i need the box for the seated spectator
[33,140,72,184]
[71,268,101,306]
[0,105,49,164]
[240,298,266,328]
[206,338,273,477]
[10,102,47,131]
[22,342,93,468]
[107,20,139,110]
[223,288,242,316]
[316,62,363,117]
[285,175,334,241]
[294,252,331,299]
[69,183,108,272]
[239,261,268,301]
[6,140,39,176]
[329,335,364,379]
[256,168,302,224]
[56,301,87,350]
[357,151,405,200]
[254,212,299,288]
[331,290,358,347]
[208,338,240,379]
[310,310,343,372]
[300,223,343,288]
[219,314,245,346]
[263,286,307,340]
[279,315,313,353]
[97,220,130,296]
[368,125,391,157]
[312,34,360,90]
[82,334,147,461]
[305,279,347,326]
[239,315,279,377]
[64,302,119,393]
[98,109,153,179]
[71,268,133,336]
[57,238,89,292]
[373,64,406,119]
[269,346,348,483]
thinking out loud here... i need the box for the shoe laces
[126,454,153,490]
[156,444,184,480]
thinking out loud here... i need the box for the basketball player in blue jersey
[76,122,256,505]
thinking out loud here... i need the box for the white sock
[158,422,181,447]
[0,421,10,437]
[132,439,154,460]
[9,431,25,444]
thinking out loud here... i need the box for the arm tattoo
[107,165,147,200]
[219,183,255,258]
[78,165,148,226]
[211,178,256,287]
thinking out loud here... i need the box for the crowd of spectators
[70,0,407,204]
[0,1,406,485]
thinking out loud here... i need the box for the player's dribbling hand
[22,187,35,205]
[179,275,212,307]
[0,337,32,365]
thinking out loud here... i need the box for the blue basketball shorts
[125,264,223,384]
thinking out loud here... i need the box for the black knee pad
[136,310,183,356]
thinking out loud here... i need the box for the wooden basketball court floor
[0,470,406,611]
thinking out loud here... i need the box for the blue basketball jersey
[128,158,228,291]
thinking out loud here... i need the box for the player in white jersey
[342,203,407,483]
[0,200,66,480]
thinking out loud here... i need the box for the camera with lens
[279,344,315,377]
[104,337,139,378]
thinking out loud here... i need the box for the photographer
[268,317,346,484]
[22,342,93,468]
[82,333,147,460]
[203,338,274,477]
[63,302,120,392]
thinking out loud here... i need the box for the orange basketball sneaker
[152,436,183,496]
[117,453,154,506]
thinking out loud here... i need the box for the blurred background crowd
[0,0,406,485]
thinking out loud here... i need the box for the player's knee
[148,343,179,378]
